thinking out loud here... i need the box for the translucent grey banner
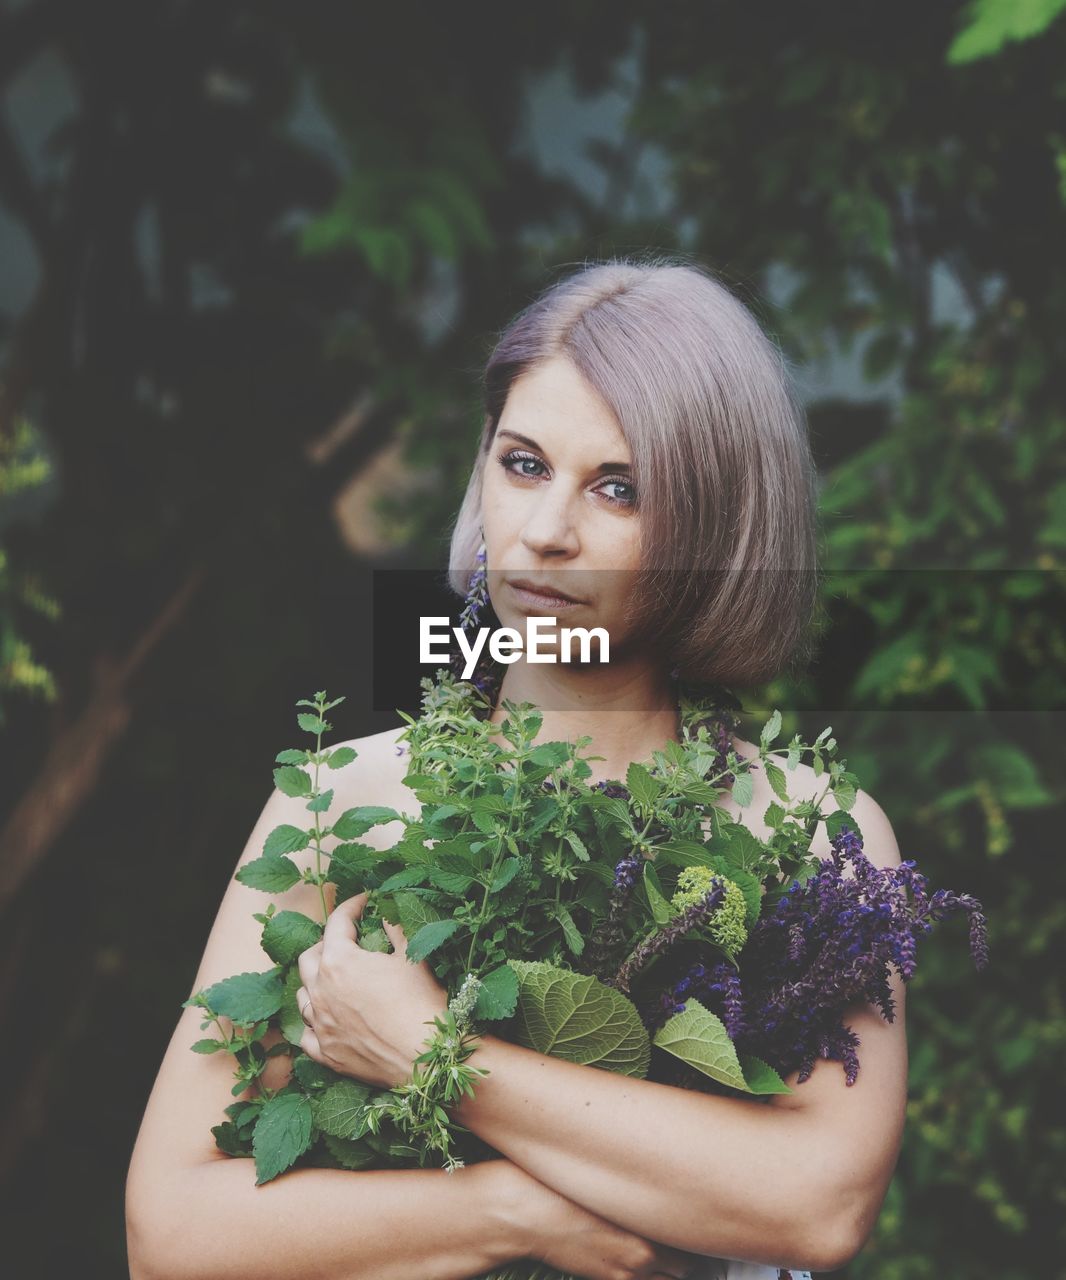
[369,567,1065,715]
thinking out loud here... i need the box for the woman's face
[481,354,647,659]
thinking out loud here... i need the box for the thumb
[333,890,369,920]
[322,890,370,954]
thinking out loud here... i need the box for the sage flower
[657,822,988,1086]
[672,867,749,954]
[611,881,727,994]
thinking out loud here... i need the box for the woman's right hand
[490,1158,704,1280]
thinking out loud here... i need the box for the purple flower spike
[584,850,647,981]
[612,883,727,995]
[665,820,989,1088]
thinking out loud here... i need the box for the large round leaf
[509,960,650,1078]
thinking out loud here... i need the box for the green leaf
[643,862,675,925]
[332,806,403,839]
[473,963,519,1020]
[738,1052,792,1095]
[253,1091,314,1184]
[509,960,650,1078]
[293,1055,344,1091]
[730,770,754,807]
[652,838,716,870]
[226,1100,261,1129]
[358,927,393,953]
[625,762,661,810]
[325,843,379,897]
[306,788,334,813]
[831,773,858,811]
[405,917,462,964]
[424,803,464,827]
[470,808,498,835]
[762,758,790,803]
[401,773,446,799]
[675,778,723,806]
[274,765,312,797]
[528,741,573,767]
[297,713,329,735]
[653,999,750,1093]
[489,857,521,893]
[279,966,306,1047]
[310,1080,374,1139]
[364,1127,420,1163]
[275,749,309,765]
[554,903,585,956]
[263,824,310,857]
[236,854,302,893]
[202,968,285,1026]
[763,802,786,830]
[428,862,475,894]
[947,0,1066,65]
[714,862,762,928]
[712,825,765,875]
[211,1121,252,1156]
[261,911,324,967]
[389,890,445,936]
[190,1038,227,1054]
[326,746,358,769]
[760,709,783,748]
[378,865,430,893]
[321,1132,378,1170]
[564,830,590,861]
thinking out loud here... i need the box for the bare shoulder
[329,722,407,774]
[726,734,901,871]
[325,722,418,820]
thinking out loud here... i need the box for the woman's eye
[496,449,637,507]
[498,449,546,479]
[599,478,637,507]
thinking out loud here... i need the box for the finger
[322,890,370,961]
[300,1025,323,1062]
[297,942,321,986]
[380,916,408,958]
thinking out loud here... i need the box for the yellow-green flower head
[671,866,749,954]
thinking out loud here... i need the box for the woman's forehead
[499,385,629,466]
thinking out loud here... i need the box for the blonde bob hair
[447,253,821,689]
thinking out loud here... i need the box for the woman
[127,256,908,1280]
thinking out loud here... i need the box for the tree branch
[0,566,205,914]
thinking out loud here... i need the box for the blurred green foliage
[0,418,60,724]
[0,1,1062,1276]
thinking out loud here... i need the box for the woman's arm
[128,1069,521,1280]
[450,788,908,1274]
[125,767,525,1280]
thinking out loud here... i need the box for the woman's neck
[486,658,681,784]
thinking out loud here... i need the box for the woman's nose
[519,488,580,556]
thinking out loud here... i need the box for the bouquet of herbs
[184,674,987,1278]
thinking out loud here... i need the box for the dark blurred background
[1,1,1063,1276]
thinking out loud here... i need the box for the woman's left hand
[295,891,450,1089]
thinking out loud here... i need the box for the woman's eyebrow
[496,428,632,473]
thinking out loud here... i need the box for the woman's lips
[506,582,583,610]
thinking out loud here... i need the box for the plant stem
[312,695,328,923]
[466,741,526,970]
